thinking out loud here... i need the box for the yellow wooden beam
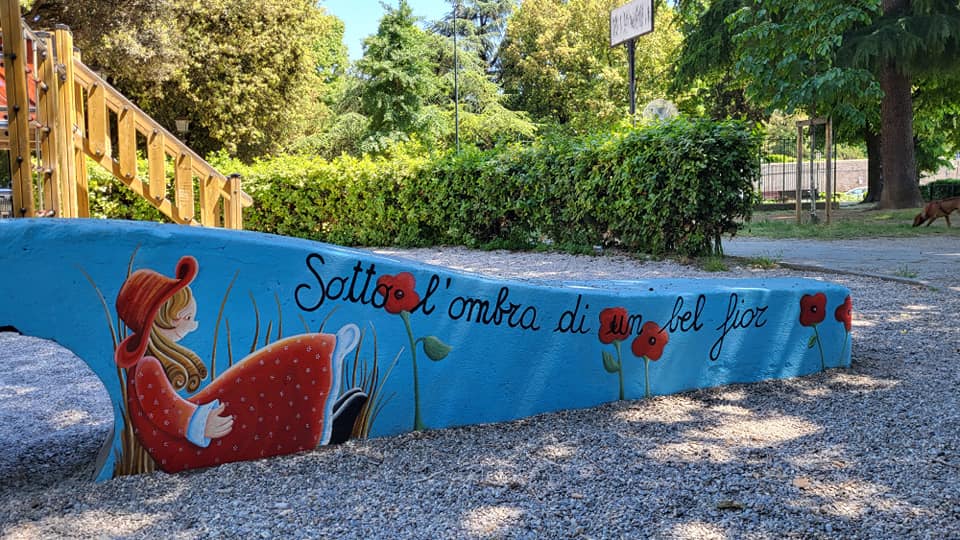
[175,152,194,222]
[117,105,136,181]
[147,129,166,202]
[199,174,219,226]
[36,33,62,216]
[54,26,81,217]
[1,0,35,217]
[225,174,243,230]
[86,78,107,158]
[70,38,89,217]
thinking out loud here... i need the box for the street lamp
[175,118,190,138]
[453,0,460,153]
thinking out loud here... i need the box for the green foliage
[671,0,765,121]
[28,0,183,88]
[700,257,729,272]
[425,32,537,149]
[86,159,168,223]
[842,0,960,78]
[729,0,882,126]
[414,145,538,248]
[209,120,760,257]
[154,0,343,160]
[430,0,515,73]
[209,146,431,246]
[499,0,682,131]
[31,0,346,161]
[356,0,437,140]
[921,179,960,200]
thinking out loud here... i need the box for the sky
[322,0,454,61]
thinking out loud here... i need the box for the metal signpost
[610,0,654,126]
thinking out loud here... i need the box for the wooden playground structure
[0,0,250,228]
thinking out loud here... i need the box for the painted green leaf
[808,335,818,349]
[422,335,452,361]
[602,351,620,373]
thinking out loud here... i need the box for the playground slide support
[1,0,35,217]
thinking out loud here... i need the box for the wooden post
[117,106,136,181]
[175,152,194,222]
[225,174,243,230]
[36,33,61,216]
[51,28,73,217]
[54,26,81,217]
[147,129,166,202]
[825,118,833,225]
[795,124,803,224]
[1,0,35,217]
[199,174,218,226]
[70,41,88,216]
[85,74,107,161]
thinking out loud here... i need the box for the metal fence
[756,137,844,202]
[757,139,960,202]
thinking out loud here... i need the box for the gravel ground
[1,247,959,539]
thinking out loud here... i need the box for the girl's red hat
[114,256,198,368]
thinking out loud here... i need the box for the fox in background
[913,197,960,227]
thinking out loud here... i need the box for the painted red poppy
[376,272,421,314]
[799,293,827,327]
[631,321,669,361]
[598,307,631,344]
[834,295,853,332]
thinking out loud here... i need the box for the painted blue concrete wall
[0,219,852,480]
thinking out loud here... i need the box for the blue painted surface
[0,219,852,481]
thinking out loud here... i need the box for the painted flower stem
[644,357,650,398]
[813,325,826,371]
[837,332,849,367]
[399,311,424,431]
[614,341,624,401]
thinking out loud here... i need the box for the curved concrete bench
[0,219,852,481]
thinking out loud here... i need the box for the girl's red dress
[125,334,336,473]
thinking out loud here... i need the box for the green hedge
[112,119,761,257]
[921,179,960,201]
[87,158,169,223]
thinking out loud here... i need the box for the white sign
[610,0,654,47]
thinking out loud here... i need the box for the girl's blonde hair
[146,287,207,392]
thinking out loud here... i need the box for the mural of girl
[114,255,367,473]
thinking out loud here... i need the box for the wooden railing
[0,12,251,228]
[71,59,252,228]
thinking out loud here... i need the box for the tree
[499,0,682,131]
[725,1,886,202]
[430,0,515,75]
[26,0,183,87]
[671,0,765,121]
[842,0,960,208]
[729,1,881,128]
[355,0,438,148]
[424,30,536,148]
[727,0,960,209]
[28,0,347,161]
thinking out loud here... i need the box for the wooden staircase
[0,5,251,228]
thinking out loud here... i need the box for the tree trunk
[864,128,882,203]
[878,0,924,209]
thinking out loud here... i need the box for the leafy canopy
[29,0,347,161]
[727,0,882,128]
[499,0,682,131]
[356,0,437,142]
